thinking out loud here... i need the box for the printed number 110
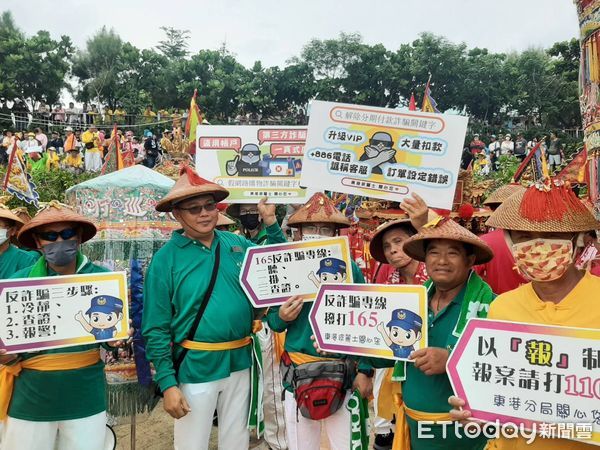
[348,311,378,327]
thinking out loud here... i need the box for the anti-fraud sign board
[240,237,353,307]
[447,319,600,446]
[310,284,428,361]
[196,125,315,203]
[300,100,468,210]
[0,272,129,354]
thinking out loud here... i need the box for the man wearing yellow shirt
[143,105,157,124]
[450,180,600,450]
[81,125,102,172]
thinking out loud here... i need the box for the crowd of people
[461,132,567,174]
[0,100,187,130]
[0,100,308,133]
[0,158,598,450]
[0,124,184,175]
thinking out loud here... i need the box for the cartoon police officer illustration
[377,308,423,359]
[308,257,348,288]
[225,143,263,176]
[359,131,397,175]
[75,295,124,340]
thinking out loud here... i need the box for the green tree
[72,27,137,109]
[0,11,72,110]
[156,27,190,59]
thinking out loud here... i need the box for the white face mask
[0,228,8,245]
[302,234,324,241]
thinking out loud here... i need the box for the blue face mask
[42,239,78,266]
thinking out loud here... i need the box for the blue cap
[86,295,124,316]
[144,129,152,137]
[316,258,347,275]
[387,309,422,332]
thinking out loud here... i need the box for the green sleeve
[265,222,287,244]
[358,356,395,369]
[351,260,365,284]
[141,257,177,392]
[266,306,289,333]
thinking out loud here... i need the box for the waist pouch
[281,351,355,420]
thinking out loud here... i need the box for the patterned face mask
[511,238,574,282]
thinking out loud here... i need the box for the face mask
[0,228,8,245]
[302,234,324,241]
[511,238,573,282]
[241,154,260,164]
[42,239,78,266]
[240,214,260,231]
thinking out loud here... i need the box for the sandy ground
[113,400,375,450]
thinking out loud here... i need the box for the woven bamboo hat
[18,201,97,249]
[155,165,229,212]
[217,213,235,226]
[0,204,24,226]
[369,218,416,263]
[486,181,600,232]
[483,183,527,208]
[225,203,258,218]
[402,217,494,264]
[287,193,350,228]
[10,207,31,225]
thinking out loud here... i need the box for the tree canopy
[0,11,582,129]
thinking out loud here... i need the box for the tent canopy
[66,165,175,194]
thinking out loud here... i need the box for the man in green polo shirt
[226,202,289,450]
[227,203,268,244]
[0,205,37,279]
[0,202,126,450]
[361,217,495,450]
[142,167,287,450]
[266,192,371,450]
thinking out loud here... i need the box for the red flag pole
[512,139,543,182]
[3,139,19,190]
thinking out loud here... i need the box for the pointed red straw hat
[287,192,350,228]
[155,165,229,212]
[486,180,600,232]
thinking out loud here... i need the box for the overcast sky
[4,0,580,67]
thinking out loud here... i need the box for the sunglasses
[36,228,78,242]
[177,202,217,215]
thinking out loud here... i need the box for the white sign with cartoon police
[0,272,129,354]
[300,100,469,209]
[195,125,316,204]
[239,237,353,307]
[310,284,428,361]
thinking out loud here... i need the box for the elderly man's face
[425,239,475,288]
[383,227,413,269]
[172,195,219,238]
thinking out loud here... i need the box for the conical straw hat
[287,193,350,228]
[18,201,97,249]
[369,218,415,264]
[156,165,229,212]
[486,182,600,232]
[402,217,494,264]
[483,183,527,208]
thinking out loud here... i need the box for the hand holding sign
[411,347,449,376]
[257,196,277,226]
[279,296,303,322]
